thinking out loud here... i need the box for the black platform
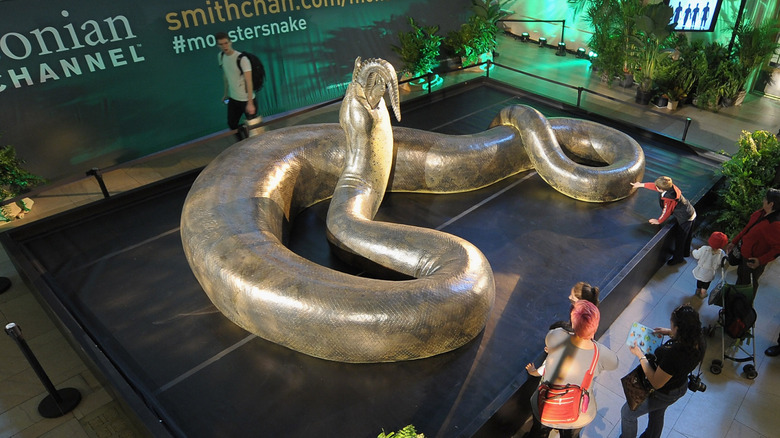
[1,81,722,438]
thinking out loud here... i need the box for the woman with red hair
[526,301,618,438]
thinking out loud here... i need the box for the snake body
[180,58,644,363]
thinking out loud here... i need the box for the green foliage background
[713,130,780,237]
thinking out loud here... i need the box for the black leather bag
[727,245,742,266]
[621,364,654,411]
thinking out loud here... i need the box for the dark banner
[0,0,463,181]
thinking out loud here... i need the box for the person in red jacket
[726,188,780,291]
[725,188,780,357]
[631,176,697,265]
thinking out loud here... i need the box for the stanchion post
[5,322,82,418]
[85,168,110,198]
[682,117,692,142]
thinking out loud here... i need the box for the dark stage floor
[1,82,722,438]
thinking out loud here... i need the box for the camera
[687,373,707,392]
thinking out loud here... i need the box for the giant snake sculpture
[181,57,644,363]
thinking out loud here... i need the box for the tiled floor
[584,256,780,438]
[1,36,779,438]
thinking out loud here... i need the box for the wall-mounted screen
[667,0,723,32]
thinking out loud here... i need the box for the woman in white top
[526,300,619,438]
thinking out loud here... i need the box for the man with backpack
[724,188,780,356]
[216,32,258,141]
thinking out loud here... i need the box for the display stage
[1,81,723,438]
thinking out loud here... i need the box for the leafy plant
[445,1,510,66]
[719,61,749,102]
[628,2,675,92]
[692,42,730,110]
[730,19,780,94]
[584,0,623,82]
[446,16,495,65]
[674,39,706,101]
[392,17,444,77]
[583,0,642,83]
[378,424,425,438]
[712,130,780,237]
[0,143,45,221]
[471,0,511,26]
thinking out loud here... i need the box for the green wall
[0,0,467,182]
[2,0,776,183]
[501,0,777,53]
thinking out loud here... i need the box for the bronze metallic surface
[180,59,644,362]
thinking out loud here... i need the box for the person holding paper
[619,305,705,438]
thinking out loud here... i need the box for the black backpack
[722,287,757,339]
[222,51,266,91]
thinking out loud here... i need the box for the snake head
[352,57,401,122]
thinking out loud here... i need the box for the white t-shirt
[219,51,253,101]
[531,328,619,429]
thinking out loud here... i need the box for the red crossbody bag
[537,342,599,424]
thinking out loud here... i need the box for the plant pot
[721,96,734,107]
[654,96,669,108]
[443,57,461,71]
[635,88,653,105]
[0,197,34,222]
[619,73,634,88]
[399,72,413,91]
[478,52,494,71]
[407,73,442,91]
[667,100,679,110]
[734,90,747,106]
[461,53,492,72]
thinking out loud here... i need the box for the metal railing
[3,41,707,214]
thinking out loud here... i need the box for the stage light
[556,42,566,56]
[577,48,587,59]
[538,37,546,47]
[588,51,598,59]
[520,32,529,42]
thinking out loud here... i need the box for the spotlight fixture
[538,37,546,47]
[556,42,566,56]
[577,47,587,59]
[520,32,529,42]
[588,51,598,59]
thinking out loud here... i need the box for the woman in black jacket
[619,304,705,438]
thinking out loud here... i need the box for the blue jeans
[620,384,687,438]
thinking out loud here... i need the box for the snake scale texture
[180,57,645,363]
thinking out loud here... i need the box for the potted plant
[446,16,497,67]
[0,143,45,222]
[378,424,425,438]
[445,0,510,68]
[719,61,749,107]
[654,50,695,110]
[628,2,675,104]
[673,38,705,106]
[583,0,642,86]
[392,17,444,88]
[692,42,730,110]
[708,130,780,237]
[729,19,780,105]
[471,0,512,31]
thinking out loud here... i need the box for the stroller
[707,257,758,379]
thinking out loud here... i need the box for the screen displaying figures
[667,0,723,32]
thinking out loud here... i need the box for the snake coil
[180,57,644,362]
